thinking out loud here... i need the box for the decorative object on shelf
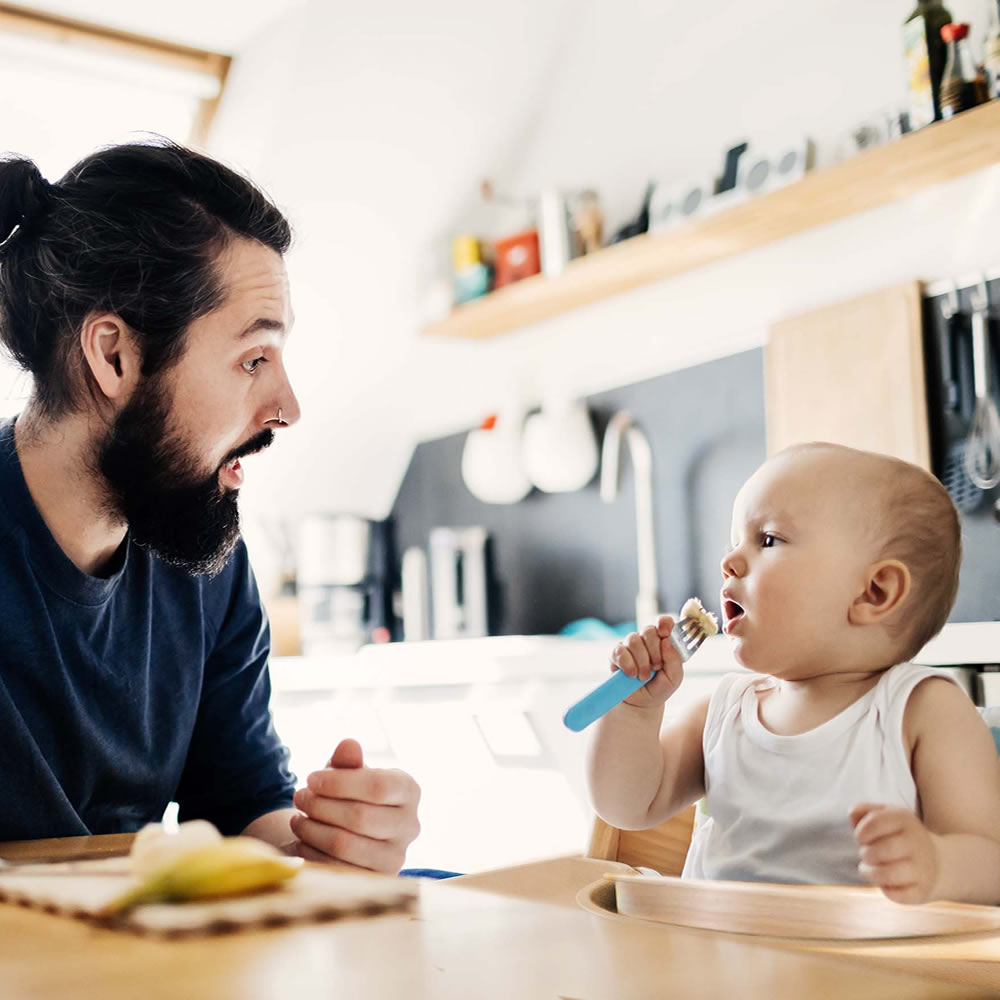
[452,234,492,304]
[715,141,748,194]
[649,138,812,235]
[837,118,889,159]
[648,176,718,234]
[902,0,952,128]
[538,188,575,277]
[460,410,532,504]
[493,228,540,287]
[835,107,911,163]
[521,398,599,493]
[737,138,814,197]
[570,189,604,255]
[939,22,988,119]
[607,182,653,245]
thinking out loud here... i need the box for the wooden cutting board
[0,857,417,938]
[765,282,931,469]
[586,873,1000,941]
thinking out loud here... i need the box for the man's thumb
[327,738,364,770]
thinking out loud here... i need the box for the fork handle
[562,630,688,732]
[563,670,644,732]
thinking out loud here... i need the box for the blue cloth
[0,418,296,841]
[558,617,635,639]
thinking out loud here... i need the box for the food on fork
[680,597,719,639]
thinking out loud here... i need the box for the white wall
[208,0,1000,587]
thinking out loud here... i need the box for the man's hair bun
[0,157,51,248]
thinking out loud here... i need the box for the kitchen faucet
[600,411,660,627]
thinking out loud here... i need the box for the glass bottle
[939,22,988,118]
[903,0,953,128]
[985,0,1000,100]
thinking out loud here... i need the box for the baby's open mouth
[723,599,745,625]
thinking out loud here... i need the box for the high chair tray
[579,873,1000,940]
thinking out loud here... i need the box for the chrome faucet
[600,411,660,627]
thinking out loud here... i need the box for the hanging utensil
[939,284,984,512]
[964,277,1000,490]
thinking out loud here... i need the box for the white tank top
[681,663,956,885]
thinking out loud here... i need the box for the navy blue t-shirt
[0,418,296,840]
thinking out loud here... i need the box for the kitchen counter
[265,622,1000,873]
[269,621,1000,694]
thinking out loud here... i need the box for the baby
[587,441,1000,905]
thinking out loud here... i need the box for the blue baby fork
[563,599,718,732]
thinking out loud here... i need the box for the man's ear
[849,559,912,625]
[79,313,141,403]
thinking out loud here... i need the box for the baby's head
[722,442,961,672]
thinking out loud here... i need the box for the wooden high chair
[586,804,696,876]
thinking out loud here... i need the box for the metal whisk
[964,278,1000,490]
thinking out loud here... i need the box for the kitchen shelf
[423,101,1000,341]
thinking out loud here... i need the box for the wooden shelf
[423,101,1000,340]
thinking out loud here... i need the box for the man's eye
[242,356,266,374]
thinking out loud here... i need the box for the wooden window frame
[0,2,231,147]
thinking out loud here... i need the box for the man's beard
[97,377,273,576]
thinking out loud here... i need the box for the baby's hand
[611,615,684,708]
[850,803,940,904]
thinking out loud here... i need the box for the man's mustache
[221,429,274,467]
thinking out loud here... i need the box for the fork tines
[674,616,710,658]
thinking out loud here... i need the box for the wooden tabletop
[0,837,996,999]
[456,856,1000,991]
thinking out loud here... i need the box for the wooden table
[0,837,995,999]
[456,855,1000,992]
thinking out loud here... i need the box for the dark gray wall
[392,350,766,634]
[394,318,1000,633]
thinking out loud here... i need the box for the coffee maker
[296,514,395,654]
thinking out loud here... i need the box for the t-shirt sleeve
[174,544,296,835]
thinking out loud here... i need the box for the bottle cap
[941,22,969,42]
[452,235,482,271]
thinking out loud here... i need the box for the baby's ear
[849,559,911,625]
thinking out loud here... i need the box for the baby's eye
[241,356,266,375]
[760,532,780,548]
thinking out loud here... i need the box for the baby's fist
[610,615,683,707]
[850,802,939,905]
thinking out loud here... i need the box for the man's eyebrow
[238,317,286,340]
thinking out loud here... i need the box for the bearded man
[0,140,420,873]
